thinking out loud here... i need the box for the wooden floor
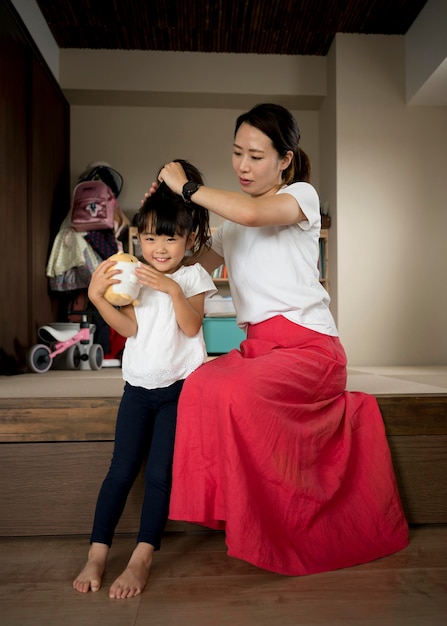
[1,525,447,626]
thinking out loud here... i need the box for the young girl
[73,160,216,599]
[158,104,409,576]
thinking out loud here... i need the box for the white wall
[60,49,326,97]
[69,105,319,226]
[335,34,447,365]
[61,50,322,223]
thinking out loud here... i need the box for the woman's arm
[188,186,305,227]
[186,247,224,273]
[158,162,307,227]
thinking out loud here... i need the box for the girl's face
[232,122,292,198]
[138,227,194,273]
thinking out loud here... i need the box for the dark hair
[134,159,211,259]
[234,103,311,184]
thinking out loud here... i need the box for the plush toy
[104,250,141,306]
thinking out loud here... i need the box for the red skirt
[169,316,409,575]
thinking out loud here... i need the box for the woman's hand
[158,162,188,196]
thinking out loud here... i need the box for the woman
[158,104,409,576]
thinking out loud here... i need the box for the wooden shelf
[128,226,138,255]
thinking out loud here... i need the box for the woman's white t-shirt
[211,182,338,336]
[122,263,216,390]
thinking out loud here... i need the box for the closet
[0,0,70,374]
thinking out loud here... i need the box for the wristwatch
[182,181,202,205]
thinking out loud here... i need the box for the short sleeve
[278,182,320,230]
[181,263,217,299]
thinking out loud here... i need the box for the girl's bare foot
[73,543,109,593]
[109,542,154,599]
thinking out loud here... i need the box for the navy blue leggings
[90,380,183,550]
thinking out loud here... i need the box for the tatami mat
[0,368,126,398]
[1,365,447,398]
[347,366,447,396]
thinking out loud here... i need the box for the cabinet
[0,0,70,374]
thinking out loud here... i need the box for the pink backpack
[71,181,116,232]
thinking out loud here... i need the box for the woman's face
[232,122,292,198]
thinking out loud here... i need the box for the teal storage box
[202,316,246,354]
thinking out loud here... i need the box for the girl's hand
[87,259,121,304]
[137,262,204,337]
[157,162,188,195]
[135,263,181,297]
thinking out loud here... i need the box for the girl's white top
[122,263,216,390]
[211,182,338,336]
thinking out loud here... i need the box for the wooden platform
[1,366,447,536]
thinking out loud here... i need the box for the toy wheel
[89,344,104,370]
[53,345,81,370]
[65,345,82,369]
[26,344,52,373]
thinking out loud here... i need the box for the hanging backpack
[70,181,116,232]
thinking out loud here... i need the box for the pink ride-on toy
[26,312,104,373]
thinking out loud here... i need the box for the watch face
[183,181,200,202]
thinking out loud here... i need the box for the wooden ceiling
[35,0,428,56]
